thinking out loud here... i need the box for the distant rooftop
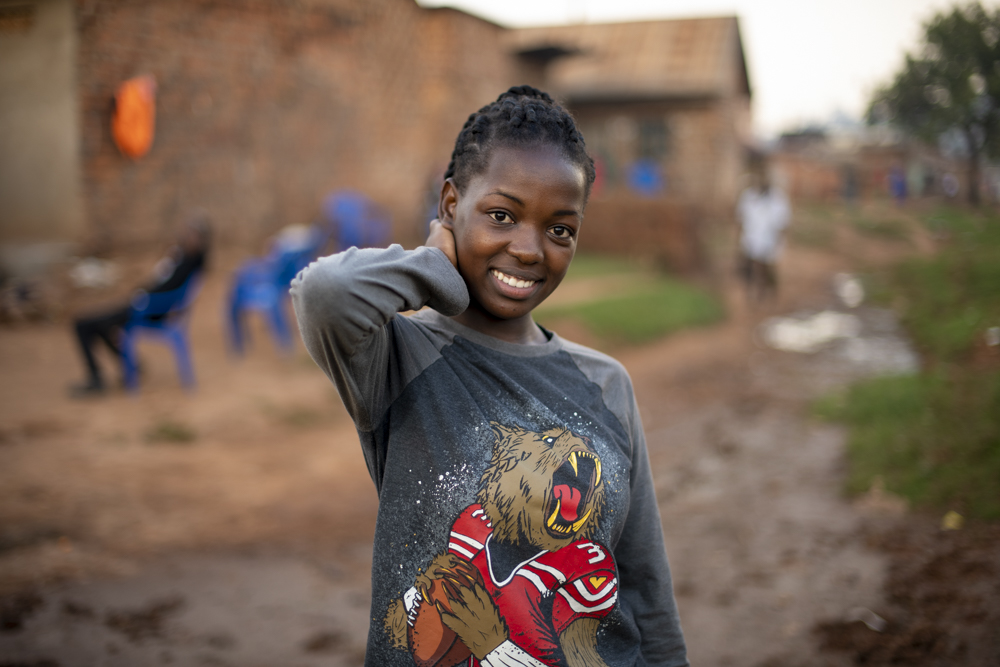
[505,16,751,102]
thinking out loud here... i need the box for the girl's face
[441,144,587,335]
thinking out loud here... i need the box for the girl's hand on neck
[426,219,458,269]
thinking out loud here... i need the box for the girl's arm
[560,343,689,665]
[290,241,468,430]
[615,395,690,667]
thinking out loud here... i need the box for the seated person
[70,213,211,396]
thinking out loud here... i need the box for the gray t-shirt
[292,244,688,667]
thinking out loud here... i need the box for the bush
[817,205,1000,519]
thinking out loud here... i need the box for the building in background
[507,17,752,270]
[74,0,519,252]
[2,0,752,277]
[0,0,83,280]
[770,123,994,205]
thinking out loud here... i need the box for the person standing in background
[736,156,790,306]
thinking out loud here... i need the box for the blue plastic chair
[227,225,326,355]
[322,191,391,250]
[121,272,203,391]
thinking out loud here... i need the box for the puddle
[760,302,919,378]
[760,311,862,354]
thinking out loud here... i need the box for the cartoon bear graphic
[385,423,614,667]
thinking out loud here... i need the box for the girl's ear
[438,178,459,230]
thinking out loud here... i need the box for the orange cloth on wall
[112,76,156,159]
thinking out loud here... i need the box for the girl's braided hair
[443,85,596,199]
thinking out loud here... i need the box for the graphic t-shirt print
[383,423,617,667]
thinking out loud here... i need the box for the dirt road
[1,214,997,666]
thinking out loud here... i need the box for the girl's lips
[491,269,541,298]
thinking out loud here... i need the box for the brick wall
[75,0,744,275]
[578,196,704,274]
[76,0,520,251]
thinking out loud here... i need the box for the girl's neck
[451,307,548,345]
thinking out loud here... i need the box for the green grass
[788,223,836,248]
[790,204,913,248]
[815,371,1000,519]
[277,407,324,428]
[890,208,1000,363]
[815,205,1000,519]
[788,205,839,248]
[537,278,723,345]
[256,397,332,429]
[849,214,910,240]
[145,419,196,444]
[562,253,645,279]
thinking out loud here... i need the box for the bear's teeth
[546,499,561,529]
[571,509,592,533]
[568,451,601,486]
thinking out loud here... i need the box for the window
[637,117,669,161]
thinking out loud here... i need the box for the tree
[868,2,1000,205]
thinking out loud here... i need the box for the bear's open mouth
[546,449,601,536]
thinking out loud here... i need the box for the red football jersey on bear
[446,504,618,665]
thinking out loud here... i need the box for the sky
[418,0,1000,139]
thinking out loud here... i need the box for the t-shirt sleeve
[615,396,689,666]
[562,344,689,666]
[290,244,468,431]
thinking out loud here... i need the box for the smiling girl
[292,86,688,667]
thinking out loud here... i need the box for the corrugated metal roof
[505,16,748,101]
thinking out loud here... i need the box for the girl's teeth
[494,270,534,288]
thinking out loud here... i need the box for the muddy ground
[1,211,998,666]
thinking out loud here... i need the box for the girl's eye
[489,211,512,223]
[550,225,575,239]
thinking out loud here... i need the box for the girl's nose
[506,225,544,264]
